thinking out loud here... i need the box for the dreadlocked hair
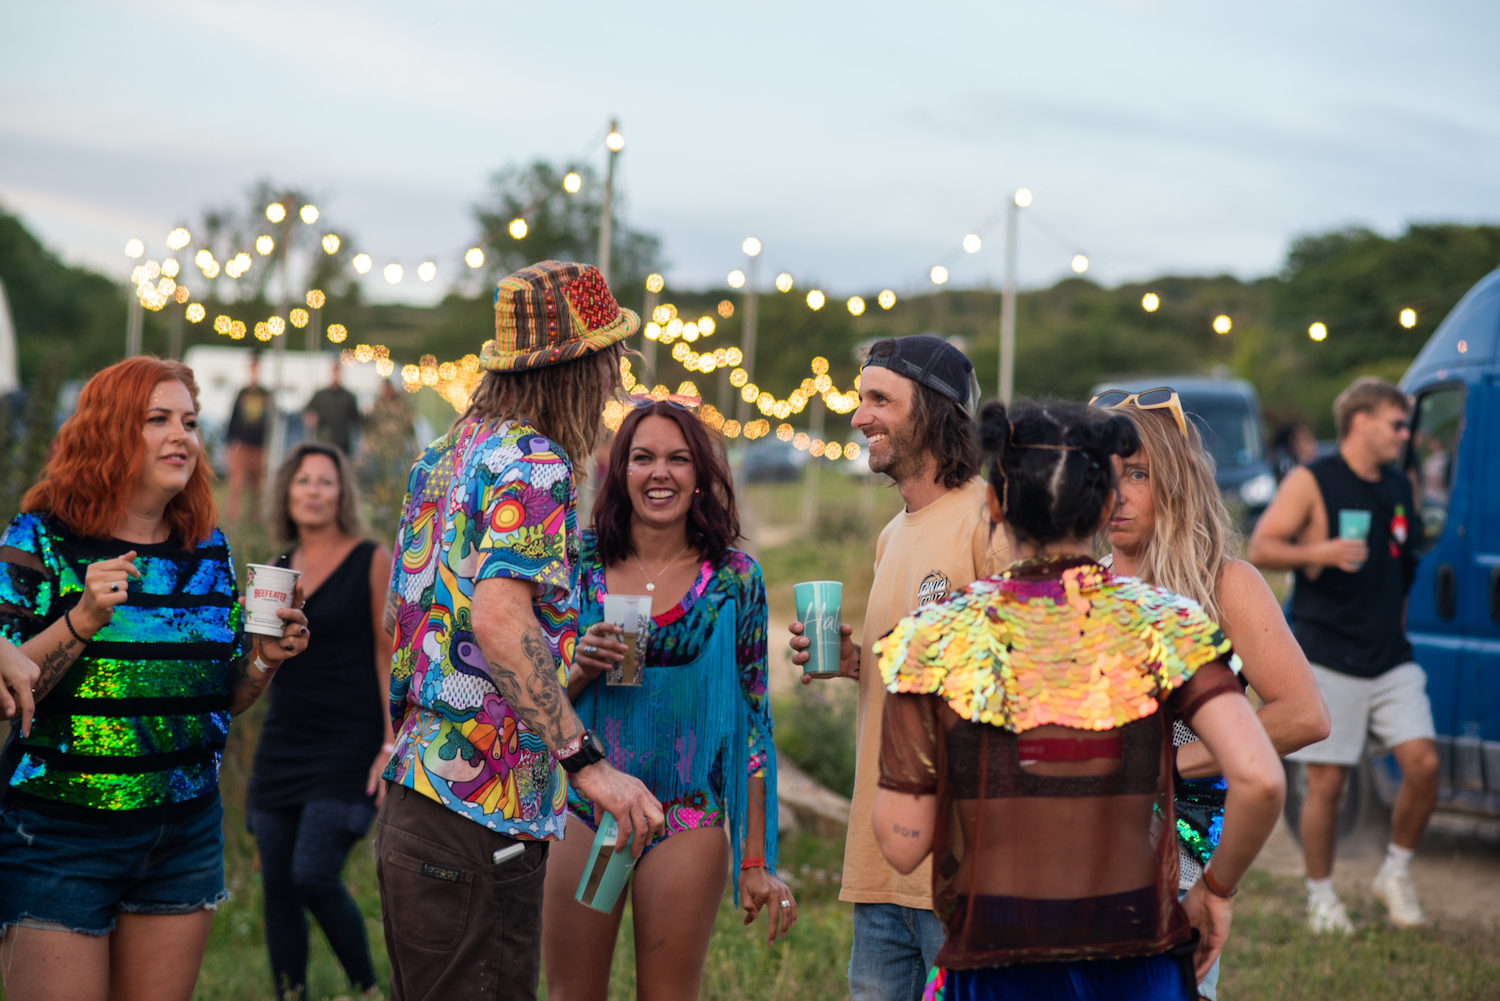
[455,342,624,471]
[979,398,1139,546]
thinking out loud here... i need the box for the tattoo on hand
[893,824,921,838]
[485,626,580,751]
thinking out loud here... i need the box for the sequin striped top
[0,512,246,825]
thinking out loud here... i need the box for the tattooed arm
[472,577,666,855]
[382,589,400,638]
[228,583,311,716]
[19,621,85,702]
[872,787,936,874]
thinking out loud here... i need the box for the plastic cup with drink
[1338,509,1372,570]
[574,812,639,912]
[244,564,301,637]
[602,594,652,686]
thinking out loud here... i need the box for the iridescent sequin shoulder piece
[878,559,1237,732]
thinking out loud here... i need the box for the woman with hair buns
[1092,388,1329,998]
[0,356,309,1001]
[872,399,1284,1001]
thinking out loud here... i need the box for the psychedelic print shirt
[383,418,578,839]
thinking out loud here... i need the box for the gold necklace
[632,543,691,592]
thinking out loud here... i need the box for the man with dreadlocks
[376,262,664,1001]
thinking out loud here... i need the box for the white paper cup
[244,563,301,637]
[601,594,652,686]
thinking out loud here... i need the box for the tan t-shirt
[840,477,1010,907]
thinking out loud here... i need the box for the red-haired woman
[0,357,309,1001]
[541,400,796,1000]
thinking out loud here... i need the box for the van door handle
[1436,564,1457,621]
[1490,567,1500,625]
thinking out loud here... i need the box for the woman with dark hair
[247,442,393,1000]
[0,356,308,1001]
[541,399,795,1000]
[872,399,1284,1001]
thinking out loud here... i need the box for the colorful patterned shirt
[383,417,578,839]
[569,535,773,830]
[0,512,245,825]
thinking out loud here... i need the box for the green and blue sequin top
[0,512,246,824]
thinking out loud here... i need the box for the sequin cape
[383,417,577,839]
[0,512,245,823]
[568,535,776,898]
[879,559,1238,733]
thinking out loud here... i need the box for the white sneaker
[1372,869,1427,928]
[1307,897,1355,934]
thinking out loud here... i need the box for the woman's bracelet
[739,856,767,872]
[252,654,278,676]
[382,742,396,753]
[1202,864,1238,899]
[63,609,88,645]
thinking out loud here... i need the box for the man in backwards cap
[790,335,1008,1001]
[378,262,664,1000]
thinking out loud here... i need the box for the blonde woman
[1092,388,1330,1000]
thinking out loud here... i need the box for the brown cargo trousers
[375,784,551,1000]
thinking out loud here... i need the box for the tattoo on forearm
[35,636,81,697]
[226,655,269,715]
[485,626,581,751]
[892,824,921,838]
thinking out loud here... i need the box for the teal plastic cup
[794,580,844,678]
[1338,508,1372,541]
[574,813,638,913]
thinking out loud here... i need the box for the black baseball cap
[861,335,979,413]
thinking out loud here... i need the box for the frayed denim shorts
[0,794,228,936]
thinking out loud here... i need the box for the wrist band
[63,609,87,645]
[739,856,767,872]
[1202,865,1238,899]
[253,655,278,676]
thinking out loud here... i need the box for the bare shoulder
[1216,559,1278,608]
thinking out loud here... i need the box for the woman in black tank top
[248,442,394,999]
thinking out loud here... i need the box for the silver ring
[780,900,790,907]
[582,645,596,655]
[110,582,120,592]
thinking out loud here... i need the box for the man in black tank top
[1250,377,1438,934]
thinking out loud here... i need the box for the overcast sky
[2,0,1497,305]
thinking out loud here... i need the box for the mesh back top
[876,556,1243,970]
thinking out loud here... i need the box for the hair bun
[978,400,1011,456]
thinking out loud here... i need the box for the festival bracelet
[1202,865,1238,899]
[739,856,767,872]
[252,655,278,676]
[63,609,89,645]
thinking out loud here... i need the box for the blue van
[1379,267,1500,820]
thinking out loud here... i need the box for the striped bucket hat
[479,260,640,372]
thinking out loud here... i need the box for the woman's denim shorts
[0,794,228,937]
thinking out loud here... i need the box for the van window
[1407,384,1466,554]
[1180,394,1264,470]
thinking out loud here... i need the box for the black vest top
[247,541,384,809]
[1288,454,1419,679]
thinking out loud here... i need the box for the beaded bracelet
[63,609,87,645]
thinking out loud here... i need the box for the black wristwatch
[558,729,608,774]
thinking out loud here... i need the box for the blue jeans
[249,800,377,997]
[0,795,227,936]
[939,954,1191,1001]
[849,903,947,1001]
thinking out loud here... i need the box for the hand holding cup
[576,621,627,681]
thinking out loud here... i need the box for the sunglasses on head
[1088,387,1189,440]
[626,391,700,411]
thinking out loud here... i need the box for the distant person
[364,378,417,468]
[378,262,663,1001]
[304,361,362,456]
[788,335,1008,1001]
[544,400,794,1000]
[0,357,308,1001]
[1249,376,1437,932]
[1095,386,1329,999]
[1270,422,1320,482]
[873,398,1284,1001]
[247,442,394,1000]
[225,351,272,521]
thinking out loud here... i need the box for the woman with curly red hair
[0,356,310,1001]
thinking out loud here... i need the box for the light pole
[598,121,624,284]
[735,237,761,428]
[998,187,1031,403]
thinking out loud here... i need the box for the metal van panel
[1485,741,1500,794]
[1455,724,1485,792]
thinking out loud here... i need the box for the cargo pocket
[381,847,474,950]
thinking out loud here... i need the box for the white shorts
[1285,661,1436,767]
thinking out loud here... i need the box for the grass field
[6,471,1499,999]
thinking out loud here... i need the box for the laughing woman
[541,400,795,1001]
[0,357,308,1001]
